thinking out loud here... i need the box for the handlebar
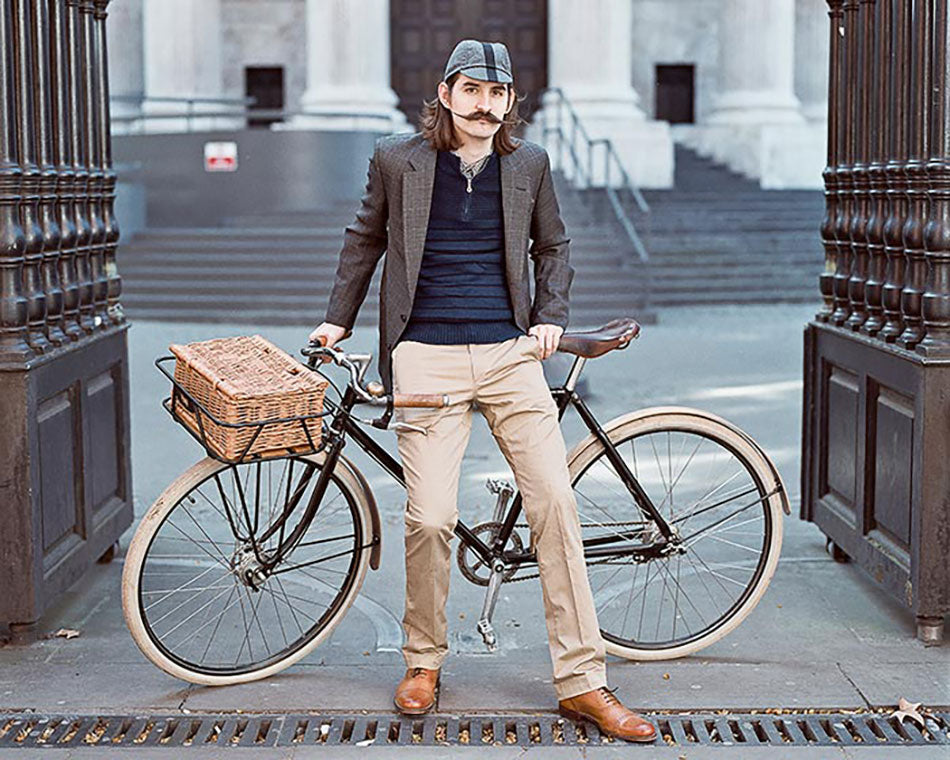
[300,341,448,411]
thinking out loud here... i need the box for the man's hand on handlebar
[308,322,350,361]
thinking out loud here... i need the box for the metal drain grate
[0,710,947,748]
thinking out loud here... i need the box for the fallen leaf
[48,628,81,640]
[891,697,926,728]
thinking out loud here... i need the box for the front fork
[476,478,515,652]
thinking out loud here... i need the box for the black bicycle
[122,317,789,685]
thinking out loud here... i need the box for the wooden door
[391,0,547,129]
[655,64,695,124]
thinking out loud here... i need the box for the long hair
[419,73,525,155]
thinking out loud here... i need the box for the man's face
[438,74,513,142]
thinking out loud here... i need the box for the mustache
[457,110,504,124]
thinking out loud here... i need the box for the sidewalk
[1,304,946,756]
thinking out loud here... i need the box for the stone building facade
[108,0,830,188]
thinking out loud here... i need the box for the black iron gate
[801,0,949,644]
[0,0,131,641]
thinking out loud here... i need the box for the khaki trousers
[391,334,607,700]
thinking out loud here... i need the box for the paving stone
[0,662,188,712]
[2,306,945,724]
[180,665,407,713]
[837,661,950,706]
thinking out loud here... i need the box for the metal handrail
[111,95,259,133]
[539,87,650,264]
[109,99,409,136]
[111,95,257,105]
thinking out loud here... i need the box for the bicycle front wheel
[122,453,374,685]
[567,407,785,660]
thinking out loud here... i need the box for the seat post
[563,356,587,393]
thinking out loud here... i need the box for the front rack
[155,356,332,465]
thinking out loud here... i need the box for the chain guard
[456,521,524,586]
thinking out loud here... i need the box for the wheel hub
[232,545,268,590]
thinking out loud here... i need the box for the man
[309,40,656,744]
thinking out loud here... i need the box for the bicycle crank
[456,521,524,586]
[476,559,506,653]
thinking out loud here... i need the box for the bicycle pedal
[476,619,498,652]
[485,478,513,495]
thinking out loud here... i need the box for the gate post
[0,0,132,642]
[802,0,950,644]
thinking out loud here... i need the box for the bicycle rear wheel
[567,407,785,660]
[122,453,374,685]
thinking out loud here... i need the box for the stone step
[130,227,344,241]
[120,279,645,298]
[122,304,656,328]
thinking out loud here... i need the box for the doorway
[655,64,695,124]
[390,0,548,128]
[245,66,284,129]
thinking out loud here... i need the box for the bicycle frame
[267,357,678,575]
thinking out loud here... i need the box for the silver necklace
[453,151,492,193]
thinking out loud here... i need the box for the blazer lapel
[403,140,436,298]
[500,147,532,299]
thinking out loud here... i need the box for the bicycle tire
[566,406,785,661]
[122,452,375,685]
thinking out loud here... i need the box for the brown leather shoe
[393,667,440,715]
[558,687,656,743]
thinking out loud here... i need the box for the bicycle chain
[501,521,648,583]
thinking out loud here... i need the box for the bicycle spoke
[272,544,364,575]
[235,585,254,665]
[134,455,365,676]
[681,495,769,545]
[272,575,311,634]
[703,533,762,554]
[255,584,321,625]
[618,557,642,635]
[169,509,233,568]
[160,583,237,641]
[142,561,228,611]
[577,423,775,652]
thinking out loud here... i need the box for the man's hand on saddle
[528,323,564,360]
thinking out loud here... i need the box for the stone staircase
[636,145,825,305]
[117,144,824,326]
[117,190,649,328]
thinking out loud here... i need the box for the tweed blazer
[323,132,573,393]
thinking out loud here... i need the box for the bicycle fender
[565,405,791,516]
[344,457,383,570]
[308,451,383,570]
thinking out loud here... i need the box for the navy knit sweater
[398,150,523,345]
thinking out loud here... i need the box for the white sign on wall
[204,141,238,172]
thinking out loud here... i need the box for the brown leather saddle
[557,317,641,358]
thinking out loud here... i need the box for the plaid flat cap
[443,39,513,84]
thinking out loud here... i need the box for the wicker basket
[169,334,328,462]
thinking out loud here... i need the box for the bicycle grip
[392,393,448,408]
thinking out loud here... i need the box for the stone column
[534,0,672,188]
[106,0,143,134]
[291,0,407,133]
[696,0,826,188]
[709,0,804,126]
[796,0,831,122]
[142,0,227,133]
